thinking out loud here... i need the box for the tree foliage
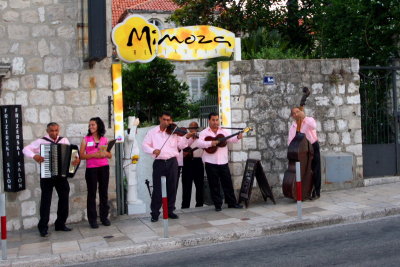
[310,0,400,65]
[122,58,189,124]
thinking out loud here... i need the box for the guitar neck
[219,131,241,142]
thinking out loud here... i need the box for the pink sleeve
[22,139,42,158]
[142,130,155,155]
[303,117,316,130]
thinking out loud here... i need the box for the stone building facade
[0,0,114,230]
[227,59,363,199]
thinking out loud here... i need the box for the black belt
[155,158,175,162]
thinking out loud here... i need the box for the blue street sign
[263,76,275,85]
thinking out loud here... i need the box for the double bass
[282,87,314,200]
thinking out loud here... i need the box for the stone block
[7,24,29,40]
[36,74,48,89]
[20,75,35,89]
[342,132,351,144]
[16,90,28,106]
[65,91,90,106]
[327,132,340,145]
[20,40,38,56]
[26,57,43,72]
[22,125,33,140]
[311,83,323,94]
[24,108,38,123]
[348,118,361,129]
[345,144,362,156]
[7,219,21,231]
[0,92,15,104]
[44,56,63,73]
[32,24,55,37]
[252,59,266,73]
[29,89,54,105]
[347,82,358,93]
[230,61,251,74]
[321,60,334,74]
[307,60,321,73]
[3,10,20,22]
[268,135,282,149]
[10,0,30,9]
[21,9,39,23]
[354,129,362,143]
[350,58,359,73]
[11,57,25,75]
[2,77,19,91]
[18,189,31,201]
[23,217,39,230]
[265,60,283,73]
[336,119,348,131]
[231,151,247,162]
[230,75,241,83]
[332,96,343,106]
[51,105,73,122]
[39,108,50,123]
[63,72,79,89]
[50,74,62,89]
[66,123,89,137]
[248,151,261,160]
[46,4,65,22]
[50,39,71,56]
[230,84,240,95]
[323,120,335,131]
[315,96,329,106]
[21,201,36,216]
[242,137,257,150]
[57,25,75,39]
[38,6,45,22]
[231,109,242,122]
[38,38,49,57]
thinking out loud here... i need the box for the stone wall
[0,0,114,230]
[228,59,363,199]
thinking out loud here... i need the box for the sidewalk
[2,179,400,267]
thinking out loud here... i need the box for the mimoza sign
[112,15,235,63]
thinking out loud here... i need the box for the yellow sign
[112,63,124,142]
[112,15,235,63]
[217,61,231,127]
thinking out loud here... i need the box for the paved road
[64,215,400,267]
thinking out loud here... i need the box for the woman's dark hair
[87,117,106,137]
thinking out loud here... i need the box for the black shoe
[101,219,111,226]
[215,207,222,212]
[151,216,159,222]
[195,204,203,207]
[90,222,99,229]
[228,204,243,209]
[55,225,72,232]
[168,213,179,219]
[39,230,48,237]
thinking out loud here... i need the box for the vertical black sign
[1,105,25,192]
[238,159,275,207]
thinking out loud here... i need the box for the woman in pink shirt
[80,117,112,229]
[288,107,321,199]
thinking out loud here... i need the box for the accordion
[40,144,80,178]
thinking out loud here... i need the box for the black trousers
[182,158,204,208]
[85,165,110,224]
[151,158,178,218]
[204,163,237,208]
[312,141,321,196]
[38,177,70,232]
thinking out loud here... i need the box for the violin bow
[156,124,178,158]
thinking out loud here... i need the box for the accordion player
[40,144,80,178]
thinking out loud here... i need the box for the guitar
[204,127,252,154]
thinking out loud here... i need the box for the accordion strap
[42,136,64,144]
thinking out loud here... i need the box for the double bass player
[288,107,321,199]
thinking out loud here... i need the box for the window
[188,75,206,101]
[148,18,163,30]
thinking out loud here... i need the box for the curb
[2,205,400,267]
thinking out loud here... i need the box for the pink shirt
[84,136,109,168]
[23,134,70,158]
[197,127,239,165]
[142,125,189,160]
[288,117,318,145]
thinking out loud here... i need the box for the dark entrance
[360,64,400,177]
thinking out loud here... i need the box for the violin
[204,127,252,154]
[282,87,314,200]
[165,123,189,136]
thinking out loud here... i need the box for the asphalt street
[64,214,400,267]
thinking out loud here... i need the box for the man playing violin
[288,107,321,199]
[142,111,196,222]
[181,121,204,209]
[197,112,243,211]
